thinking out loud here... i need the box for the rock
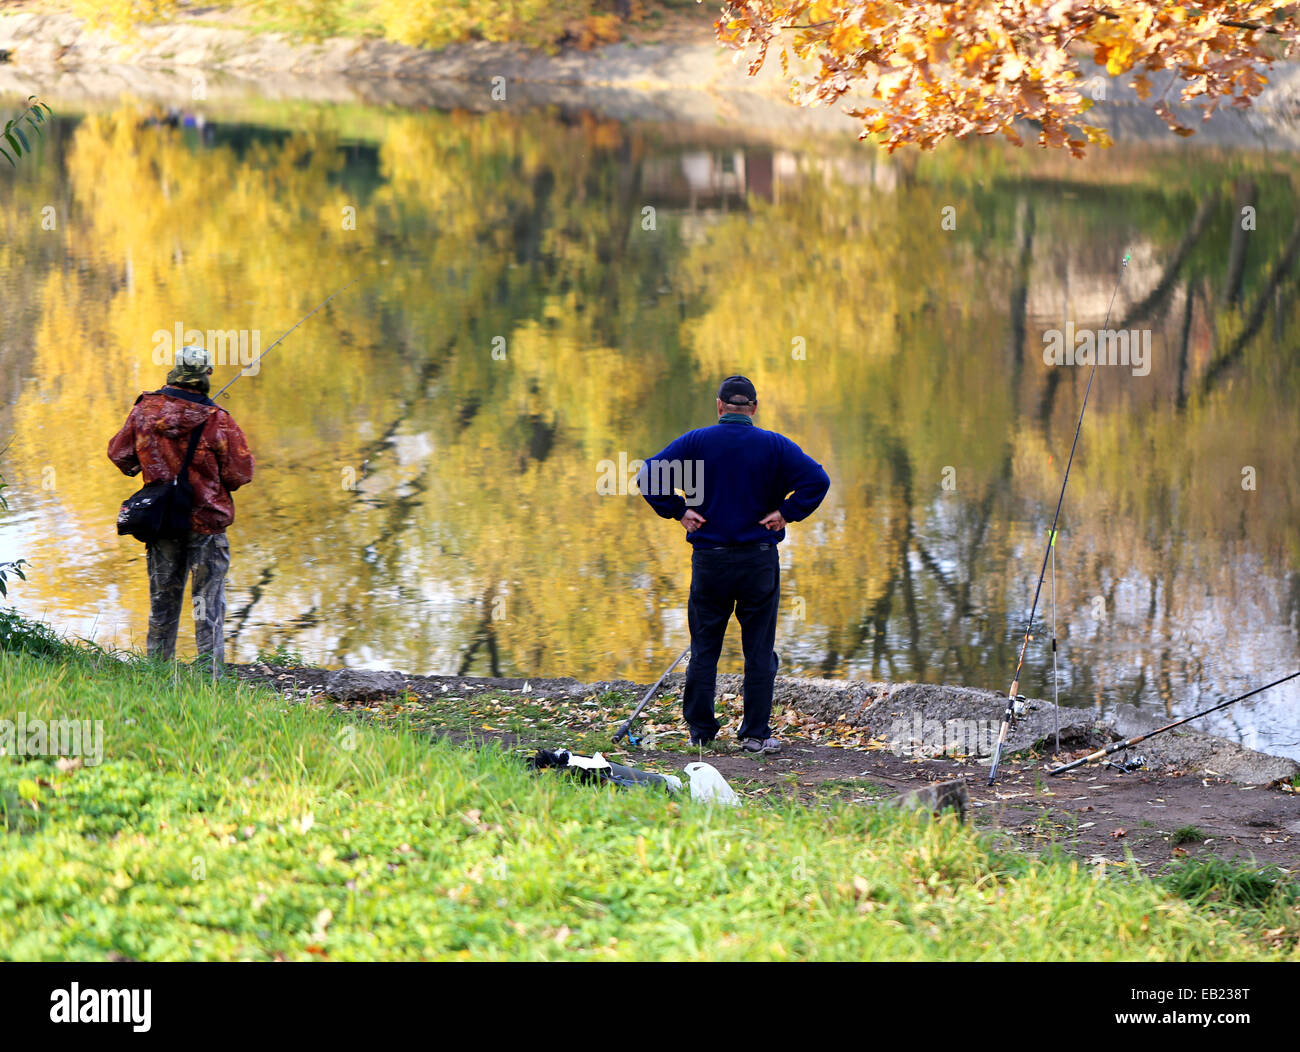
[1146,737,1299,785]
[859,681,1070,759]
[323,668,406,702]
[758,675,1097,760]
[1107,704,1300,785]
[885,779,969,823]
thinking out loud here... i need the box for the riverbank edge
[0,8,867,138]
[0,9,806,93]
[3,9,1300,148]
[237,664,1300,787]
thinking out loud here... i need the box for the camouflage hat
[166,345,213,387]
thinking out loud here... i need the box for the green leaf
[5,131,21,157]
[0,146,13,167]
[13,125,29,152]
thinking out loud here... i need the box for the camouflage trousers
[146,531,230,669]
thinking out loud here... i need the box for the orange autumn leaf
[715,0,1298,155]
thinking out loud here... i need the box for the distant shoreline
[3,8,1297,149]
[0,7,867,137]
[0,9,794,91]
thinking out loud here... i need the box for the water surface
[1,99,1298,757]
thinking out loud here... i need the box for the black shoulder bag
[116,420,207,544]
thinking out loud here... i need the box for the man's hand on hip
[759,510,786,531]
[681,510,706,533]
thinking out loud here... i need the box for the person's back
[639,375,829,752]
[107,346,255,673]
[641,415,828,550]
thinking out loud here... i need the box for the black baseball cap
[717,375,757,405]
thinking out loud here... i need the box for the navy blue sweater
[639,415,830,548]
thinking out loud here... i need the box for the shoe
[740,737,781,755]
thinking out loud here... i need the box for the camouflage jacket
[107,386,256,535]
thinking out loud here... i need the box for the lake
[1,95,1298,758]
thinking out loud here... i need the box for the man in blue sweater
[638,376,830,754]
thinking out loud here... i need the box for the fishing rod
[987,252,1131,786]
[213,277,360,400]
[1048,670,1300,776]
[1050,527,1060,755]
[613,646,690,745]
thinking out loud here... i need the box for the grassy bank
[1,623,1296,960]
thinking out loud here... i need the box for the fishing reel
[1104,752,1146,774]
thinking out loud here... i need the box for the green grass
[255,642,312,668]
[0,606,66,659]
[1162,857,1298,916]
[1,629,1297,960]
[809,777,895,800]
[398,686,678,759]
[1169,825,1210,846]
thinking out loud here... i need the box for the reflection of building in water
[1027,240,1164,324]
[676,149,747,209]
[642,147,898,238]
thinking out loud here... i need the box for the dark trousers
[682,544,780,741]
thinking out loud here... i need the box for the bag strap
[173,417,208,486]
[161,385,217,407]
[136,387,217,408]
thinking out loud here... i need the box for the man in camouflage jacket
[107,346,256,673]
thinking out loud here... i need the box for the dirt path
[232,664,1300,877]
